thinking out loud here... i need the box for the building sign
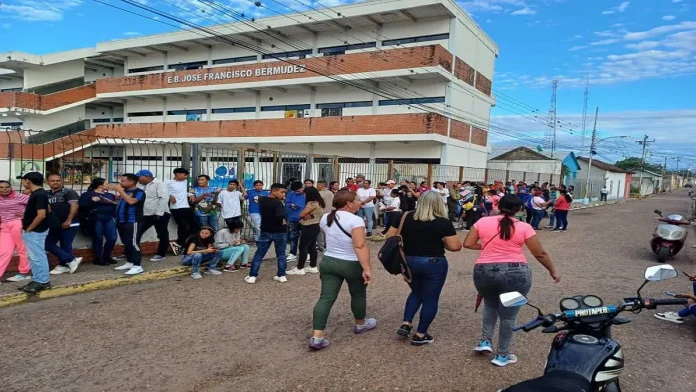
[167,65,306,84]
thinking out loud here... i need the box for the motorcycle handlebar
[646,298,688,309]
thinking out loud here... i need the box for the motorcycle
[651,210,690,262]
[498,264,685,392]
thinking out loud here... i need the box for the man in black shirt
[246,183,288,284]
[46,173,83,275]
[19,172,51,294]
[110,173,147,276]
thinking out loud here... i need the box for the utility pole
[581,72,589,149]
[661,156,667,193]
[636,135,656,196]
[583,107,599,203]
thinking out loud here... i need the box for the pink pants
[0,220,30,276]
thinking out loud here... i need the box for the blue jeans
[249,231,287,278]
[287,220,301,256]
[23,230,50,284]
[250,213,262,241]
[198,215,218,231]
[548,211,556,227]
[93,217,117,260]
[357,207,374,233]
[181,252,222,274]
[530,209,544,229]
[403,256,449,334]
[220,244,250,266]
[554,210,569,230]
[45,226,77,265]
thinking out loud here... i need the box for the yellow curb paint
[0,267,191,308]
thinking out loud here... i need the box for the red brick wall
[475,73,492,96]
[471,127,488,146]
[454,57,475,86]
[0,84,96,111]
[96,45,454,93]
[449,120,471,142]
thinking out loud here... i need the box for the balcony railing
[26,119,91,144]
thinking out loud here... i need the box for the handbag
[378,212,412,284]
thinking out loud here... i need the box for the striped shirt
[0,191,29,223]
[116,187,146,223]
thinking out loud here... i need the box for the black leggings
[381,211,403,235]
[298,223,320,269]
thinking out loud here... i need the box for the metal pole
[583,107,599,204]
[638,135,648,197]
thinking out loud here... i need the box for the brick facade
[471,126,488,146]
[454,57,475,86]
[0,84,95,111]
[475,73,492,96]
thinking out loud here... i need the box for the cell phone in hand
[664,291,677,297]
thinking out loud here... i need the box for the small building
[629,168,663,195]
[488,146,562,184]
[576,157,632,200]
[562,152,581,187]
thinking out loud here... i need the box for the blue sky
[1,0,695,168]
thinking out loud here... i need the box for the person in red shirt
[552,189,572,232]
[345,177,359,192]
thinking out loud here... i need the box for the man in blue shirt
[191,174,220,231]
[247,180,269,242]
[110,173,146,276]
[285,181,305,261]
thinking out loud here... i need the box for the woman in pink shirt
[487,190,501,216]
[463,194,560,367]
[0,180,31,282]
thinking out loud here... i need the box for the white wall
[381,17,450,44]
[452,18,497,80]
[126,52,165,71]
[606,171,627,199]
[167,47,210,66]
[23,105,86,131]
[125,97,165,123]
[23,59,85,89]
[0,114,23,126]
[487,160,562,174]
[0,78,23,91]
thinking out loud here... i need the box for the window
[317,101,372,109]
[382,33,450,46]
[318,42,376,56]
[128,65,164,74]
[127,111,164,117]
[321,108,342,117]
[262,50,312,60]
[261,104,310,111]
[168,61,207,71]
[212,55,257,65]
[212,107,256,114]
[379,97,445,106]
[1,87,22,92]
[166,109,206,116]
[0,122,23,127]
[92,118,111,123]
[113,118,124,123]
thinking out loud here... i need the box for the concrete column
[181,143,192,172]
[306,143,314,180]
[312,33,319,55]
[376,25,383,49]
[372,82,380,115]
[254,91,261,119]
[207,46,213,66]
[191,143,200,179]
[163,52,169,70]
[205,93,212,121]
[162,97,168,122]
[309,87,317,117]
[368,142,376,181]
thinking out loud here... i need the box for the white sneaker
[274,275,288,283]
[68,257,83,274]
[6,274,31,282]
[304,267,319,274]
[287,254,298,261]
[115,262,134,271]
[654,311,684,324]
[286,267,306,275]
[50,265,70,275]
[191,272,203,279]
[244,276,257,284]
[204,269,223,276]
[124,265,144,275]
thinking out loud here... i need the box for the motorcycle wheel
[657,246,670,263]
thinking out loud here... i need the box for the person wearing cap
[168,168,200,252]
[136,170,171,261]
[18,172,51,294]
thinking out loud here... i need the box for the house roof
[489,146,554,161]
[627,168,662,177]
[577,157,632,173]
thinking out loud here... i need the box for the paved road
[2,193,695,392]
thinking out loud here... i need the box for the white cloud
[602,10,615,15]
[569,34,583,41]
[123,32,142,37]
[0,0,82,22]
[662,15,676,21]
[512,7,536,15]
[590,21,696,46]
[602,1,630,15]
[617,1,630,12]
[459,0,526,13]
[673,0,683,3]
[569,45,587,51]
[625,41,660,50]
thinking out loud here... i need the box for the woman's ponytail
[497,194,524,241]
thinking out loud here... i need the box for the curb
[0,267,190,309]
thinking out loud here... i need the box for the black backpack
[378,212,412,282]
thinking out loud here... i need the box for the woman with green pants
[309,189,376,350]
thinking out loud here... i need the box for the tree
[615,157,662,173]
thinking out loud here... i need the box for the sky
[1,0,695,169]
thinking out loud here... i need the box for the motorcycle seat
[503,370,591,392]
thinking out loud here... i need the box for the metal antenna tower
[544,79,558,158]
[581,72,589,149]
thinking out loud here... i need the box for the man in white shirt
[600,186,609,202]
[136,170,171,261]
[380,180,396,227]
[356,179,376,236]
[168,168,199,250]
[216,179,248,230]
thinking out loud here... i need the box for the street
[1,193,695,392]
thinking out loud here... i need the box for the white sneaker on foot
[115,262,134,271]
[6,274,31,282]
[244,276,257,284]
[274,275,288,283]
[286,254,298,261]
[304,267,319,274]
[286,267,306,275]
[124,266,144,275]
[204,269,223,276]
[654,311,684,324]
[50,265,70,275]
[68,257,83,274]
[191,272,202,279]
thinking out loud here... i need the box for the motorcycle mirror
[500,292,528,308]
[654,209,662,216]
[644,265,678,281]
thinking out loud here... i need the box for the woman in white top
[309,190,376,350]
[379,188,403,236]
